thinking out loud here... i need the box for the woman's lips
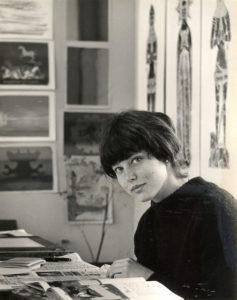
[131,183,146,192]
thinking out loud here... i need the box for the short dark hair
[99,110,187,178]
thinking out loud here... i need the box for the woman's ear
[104,173,116,183]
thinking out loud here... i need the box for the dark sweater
[134,177,237,299]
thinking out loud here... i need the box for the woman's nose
[127,169,137,182]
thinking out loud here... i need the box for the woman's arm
[106,258,154,279]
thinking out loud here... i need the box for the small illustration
[0,0,53,39]
[209,0,231,168]
[0,41,53,88]
[146,5,157,112]
[65,156,113,224]
[0,92,55,141]
[64,112,112,156]
[0,146,54,191]
[176,0,192,167]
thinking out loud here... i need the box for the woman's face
[112,151,168,203]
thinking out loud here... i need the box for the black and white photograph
[0,145,56,192]
[0,41,55,89]
[65,155,113,224]
[0,0,53,40]
[0,1,236,300]
[0,91,55,141]
[67,47,109,106]
[64,112,112,156]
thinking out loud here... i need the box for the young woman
[99,110,237,299]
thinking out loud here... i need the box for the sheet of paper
[0,267,31,275]
[0,237,44,248]
[0,229,32,236]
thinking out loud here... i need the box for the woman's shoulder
[181,177,237,218]
[190,177,236,202]
[149,176,236,213]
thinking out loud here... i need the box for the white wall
[0,0,137,263]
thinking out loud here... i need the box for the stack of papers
[0,257,46,270]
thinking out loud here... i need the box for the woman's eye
[114,166,123,174]
[131,156,143,164]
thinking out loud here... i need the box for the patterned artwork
[0,41,54,89]
[65,156,113,224]
[209,0,231,168]
[0,92,55,141]
[64,112,112,156]
[0,0,53,39]
[176,0,192,167]
[146,5,157,112]
[0,146,55,192]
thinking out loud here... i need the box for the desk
[0,231,183,300]
[0,235,72,261]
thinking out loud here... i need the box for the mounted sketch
[0,41,55,89]
[0,91,55,141]
[0,145,57,192]
[64,112,112,156]
[65,156,113,224]
[176,0,192,167]
[0,0,53,40]
[209,0,231,168]
[146,5,157,112]
[136,0,165,112]
[67,48,109,106]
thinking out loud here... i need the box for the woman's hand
[106,258,154,279]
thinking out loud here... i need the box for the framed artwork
[0,91,55,141]
[64,112,113,156]
[65,156,113,224]
[0,144,57,192]
[67,47,109,106]
[135,0,166,112]
[200,0,236,183]
[0,41,55,89]
[166,0,201,177]
[67,0,108,41]
[0,0,53,40]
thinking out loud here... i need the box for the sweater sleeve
[197,192,237,299]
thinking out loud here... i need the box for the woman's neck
[152,171,188,203]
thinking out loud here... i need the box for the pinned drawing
[65,156,113,224]
[0,41,54,89]
[209,0,231,168]
[176,0,192,167]
[0,91,55,141]
[0,0,53,40]
[64,112,112,156]
[0,146,56,192]
[146,5,157,112]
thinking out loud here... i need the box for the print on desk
[0,0,53,40]
[0,92,55,141]
[209,0,231,168]
[176,0,192,167]
[0,41,54,89]
[65,156,113,224]
[0,146,54,192]
[64,112,112,156]
[49,280,129,299]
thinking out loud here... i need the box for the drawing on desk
[65,156,113,224]
[0,237,44,248]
